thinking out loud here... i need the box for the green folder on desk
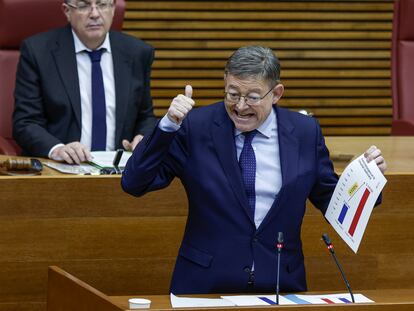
[89,151,132,170]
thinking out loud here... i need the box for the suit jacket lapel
[110,32,132,147]
[211,104,255,225]
[278,106,299,191]
[257,106,299,233]
[52,25,81,129]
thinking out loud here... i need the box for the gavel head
[0,158,43,172]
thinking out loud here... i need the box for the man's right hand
[50,142,93,164]
[167,85,195,125]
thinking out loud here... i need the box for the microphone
[112,149,124,174]
[275,232,284,305]
[321,233,355,303]
[100,149,124,175]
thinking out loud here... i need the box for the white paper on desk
[89,151,132,168]
[221,294,296,306]
[284,293,373,304]
[325,154,387,253]
[44,162,100,175]
[170,293,235,308]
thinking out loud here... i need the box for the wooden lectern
[1,137,414,310]
[47,266,414,311]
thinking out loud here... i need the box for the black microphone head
[322,233,331,246]
[277,232,284,243]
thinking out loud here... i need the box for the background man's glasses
[66,1,113,13]
[224,85,276,106]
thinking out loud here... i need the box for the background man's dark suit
[122,103,339,294]
[13,25,156,157]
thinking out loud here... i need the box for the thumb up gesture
[167,85,195,125]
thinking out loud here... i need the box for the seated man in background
[122,46,387,294]
[13,0,156,164]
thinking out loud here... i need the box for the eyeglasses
[66,1,113,13]
[224,85,276,106]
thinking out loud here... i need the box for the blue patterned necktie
[239,130,258,215]
[87,49,106,151]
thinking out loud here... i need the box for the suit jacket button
[244,267,251,273]
[252,237,258,243]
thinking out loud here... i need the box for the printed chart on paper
[325,154,387,253]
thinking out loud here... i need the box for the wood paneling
[1,137,413,311]
[124,0,394,135]
[48,266,414,311]
[47,267,123,311]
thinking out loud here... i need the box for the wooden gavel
[0,158,43,171]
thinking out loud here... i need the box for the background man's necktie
[87,49,107,151]
[239,130,258,216]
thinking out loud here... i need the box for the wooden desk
[0,137,413,311]
[325,136,414,173]
[2,136,413,174]
[47,266,414,311]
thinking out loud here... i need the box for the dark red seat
[0,0,125,155]
[391,0,414,135]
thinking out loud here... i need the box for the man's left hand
[122,134,144,151]
[364,145,387,174]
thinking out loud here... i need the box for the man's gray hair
[224,46,281,83]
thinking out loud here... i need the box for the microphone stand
[322,233,355,303]
[112,149,124,174]
[276,232,284,305]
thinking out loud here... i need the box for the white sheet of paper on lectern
[171,293,374,308]
[221,294,295,305]
[325,154,387,253]
[284,293,374,304]
[220,293,373,306]
[170,293,235,308]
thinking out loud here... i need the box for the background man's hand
[167,85,194,125]
[122,134,144,151]
[50,142,92,164]
[364,145,387,174]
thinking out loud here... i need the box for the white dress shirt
[234,108,282,228]
[74,30,116,151]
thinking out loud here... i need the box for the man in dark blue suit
[122,46,387,294]
[13,0,156,163]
